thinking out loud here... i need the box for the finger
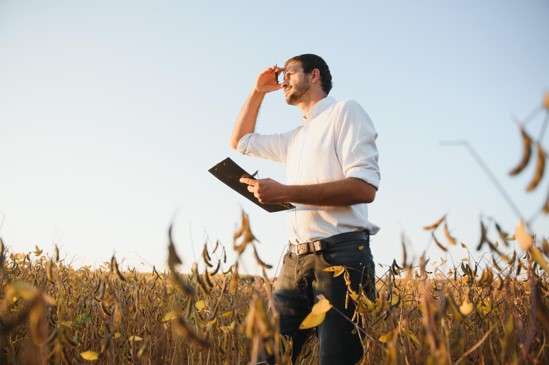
[239,177,252,185]
[261,67,277,75]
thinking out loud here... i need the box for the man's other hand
[240,177,286,204]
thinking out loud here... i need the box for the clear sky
[1,1,548,275]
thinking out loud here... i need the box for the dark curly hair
[284,54,333,95]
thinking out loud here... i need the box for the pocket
[320,242,368,268]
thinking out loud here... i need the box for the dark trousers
[263,234,376,365]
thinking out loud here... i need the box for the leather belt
[288,231,370,256]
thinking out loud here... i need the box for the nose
[281,77,289,88]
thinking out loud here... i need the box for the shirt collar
[301,96,336,121]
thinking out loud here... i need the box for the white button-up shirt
[237,96,380,243]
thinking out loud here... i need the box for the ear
[310,68,321,83]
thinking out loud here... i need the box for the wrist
[252,87,267,96]
[281,184,297,203]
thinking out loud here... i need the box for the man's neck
[297,92,327,115]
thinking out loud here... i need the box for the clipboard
[209,157,295,213]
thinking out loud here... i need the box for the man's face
[282,61,310,105]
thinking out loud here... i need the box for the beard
[285,78,310,105]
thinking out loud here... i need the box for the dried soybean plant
[509,93,549,214]
[313,93,549,365]
[1,94,547,364]
[0,211,286,364]
[162,211,289,365]
[231,210,290,365]
[364,93,549,365]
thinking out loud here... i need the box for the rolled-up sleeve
[336,100,380,189]
[236,132,290,164]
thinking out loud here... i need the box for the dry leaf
[311,296,332,314]
[443,223,457,246]
[378,332,393,343]
[163,311,177,322]
[220,321,235,333]
[515,220,534,250]
[80,350,99,361]
[509,125,533,176]
[477,298,492,315]
[299,312,326,329]
[323,265,345,277]
[432,233,448,252]
[195,300,206,311]
[299,296,332,329]
[423,214,446,231]
[459,300,474,316]
[530,246,549,273]
[526,143,546,191]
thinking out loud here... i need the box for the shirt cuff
[346,168,380,190]
[236,133,253,154]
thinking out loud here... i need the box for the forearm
[283,178,376,206]
[230,89,266,149]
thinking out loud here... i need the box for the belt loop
[313,240,324,252]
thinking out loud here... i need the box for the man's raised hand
[254,65,284,94]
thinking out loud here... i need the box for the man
[230,54,380,365]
